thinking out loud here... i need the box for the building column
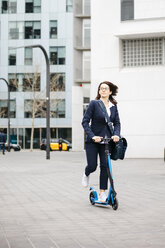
[72,85,84,151]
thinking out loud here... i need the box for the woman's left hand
[111,135,120,143]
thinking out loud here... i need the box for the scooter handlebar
[99,137,113,144]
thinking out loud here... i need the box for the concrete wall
[91,0,165,158]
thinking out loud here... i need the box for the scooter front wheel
[112,198,119,210]
[89,191,95,205]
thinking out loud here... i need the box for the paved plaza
[0,151,165,248]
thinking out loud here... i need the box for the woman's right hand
[92,136,103,143]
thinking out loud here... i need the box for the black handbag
[109,137,127,160]
[98,100,127,160]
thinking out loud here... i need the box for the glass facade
[50,20,57,39]
[58,128,72,143]
[3,127,71,149]
[121,0,134,21]
[25,21,41,39]
[1,0,17,14]
[50,73,65,91]
[8,74,19,92]
[24,48,33,65]
[1,0,72,150]
[9,21,24,39]
[83,51,90,80]
[83,19,90,47]
[24,99,65,118]
[8,48,16,65]
[8,21,41,40]
[50,47,66,65]
[83,0,90,15]
[8,73,40,92]
[25,0,41,13]
[66,0,72,12]
[0,100,16,118]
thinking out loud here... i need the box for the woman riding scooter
[81,81,121,202]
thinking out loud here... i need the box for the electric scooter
[89,137,119,210]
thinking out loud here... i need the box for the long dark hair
[95,81,118,105]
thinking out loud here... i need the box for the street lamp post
[0,78,10,152]
[14,45,50,159]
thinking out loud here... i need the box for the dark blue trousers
[85,143,108,190]
[0,143,5,154]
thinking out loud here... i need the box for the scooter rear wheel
[112,198,119,210]
[89,191,95,205]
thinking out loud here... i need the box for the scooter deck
[94,200,109,206]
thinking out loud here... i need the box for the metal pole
[38,46,50,160]
[8,85,10,152]
[33,45,50,160]
[0,78,10,152]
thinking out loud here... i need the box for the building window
[9,21,19,39]
[50,47,66,65]
[24,99,65,118]
[0,100,16,118]
[8,48,16,65]
[51,99,65,118]
[9,21,24,39]
[122,38,163,67]
[25,0,33,13]
[58,128,72,143]
[24,48,33,65]
[24,99,46,118]
[9,0,17,13]
[83,19,90,47]
[1,0,8,13]
[83,51,90,80]
[50,20,57,39]
[24,99,45,118]
[50,73,65,91]
[24,100,32,118]
[66,0,72,12]
[8,73,40,92]
[121,0,134,21]
[25,21,41,39]
[23,73,40,92]
[8,74,19,92]
[83,0,90,15]
[1,0,17,14]
[25,0,41,13]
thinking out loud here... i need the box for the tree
[24,72,64,151]
[6,71,65,151]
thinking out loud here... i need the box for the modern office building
[90,0,165,158]
[0,0,73,149]
[72,0,91,151]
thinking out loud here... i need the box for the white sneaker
[99,192,107,202]
[82,173,89,187]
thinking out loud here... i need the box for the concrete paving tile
[50,237,82,248]
[5,236,33,248]
[0,152,165,247]
[28,235,58,248]
[0,236,10,248]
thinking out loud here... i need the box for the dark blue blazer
[82,100,121,142]
[0,132,6,143]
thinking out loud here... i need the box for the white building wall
[135,0,165,19]
[72,86,84,151]
[91,0,165,158]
